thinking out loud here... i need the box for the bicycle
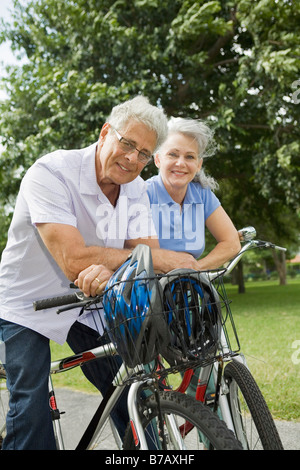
[0,245,243,451]
[162,226,285,450]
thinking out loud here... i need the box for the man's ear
[99,122,110,143]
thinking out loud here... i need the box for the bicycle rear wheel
[123,390,242,450]
[223,360,283,450]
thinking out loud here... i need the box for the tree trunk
[237,260,245,293]
[272,250,287,285]
[232,261,245,293]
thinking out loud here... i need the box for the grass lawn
[225,278,300,422]
[50,278,300,422]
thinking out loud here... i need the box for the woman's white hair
[165,117,219,190]
[107,95,168,150]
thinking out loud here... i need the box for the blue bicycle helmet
[102,244,168,368]
[159,269,221,366]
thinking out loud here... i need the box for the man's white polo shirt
[0,143,156,344]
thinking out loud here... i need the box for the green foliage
[0,0,299,250]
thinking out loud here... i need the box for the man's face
[96,120,157,186]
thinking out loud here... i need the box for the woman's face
[155,132,202,192]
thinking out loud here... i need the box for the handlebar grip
[33,293,80,311]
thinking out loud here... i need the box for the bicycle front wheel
[123,391,242,450]
[223,360,283,450]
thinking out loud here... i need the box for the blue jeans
[0,318,56,450]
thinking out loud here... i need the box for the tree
[1,0,299,262]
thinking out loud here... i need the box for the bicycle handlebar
[215,226,287,277]
[33,291,101,312]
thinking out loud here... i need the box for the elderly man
[0,96,199,450]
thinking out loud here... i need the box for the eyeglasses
[112,128,153,165]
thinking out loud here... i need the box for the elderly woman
[146,117,240,268]
[146,117,240,408]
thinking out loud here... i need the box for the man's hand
[74,264,114,297]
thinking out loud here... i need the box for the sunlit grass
[225,279,300,421]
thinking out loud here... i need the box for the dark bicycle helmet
[158,269,221,366]
[102,244,168,368]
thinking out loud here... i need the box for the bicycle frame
[49,341,153,450]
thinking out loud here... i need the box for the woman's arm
[197,206,241,270]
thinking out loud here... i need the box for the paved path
[55,388,300,450]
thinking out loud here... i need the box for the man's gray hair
[107,95,168,150]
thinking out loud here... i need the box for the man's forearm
[66,245,132,281]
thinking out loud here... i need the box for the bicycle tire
[123,390,242,450]
[223,360,283,450]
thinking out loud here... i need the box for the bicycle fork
[127,380,186,450]
[195,357,249,435]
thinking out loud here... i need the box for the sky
[0,0,24,100]
[0,0,19,67]
[0,0,14,148]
